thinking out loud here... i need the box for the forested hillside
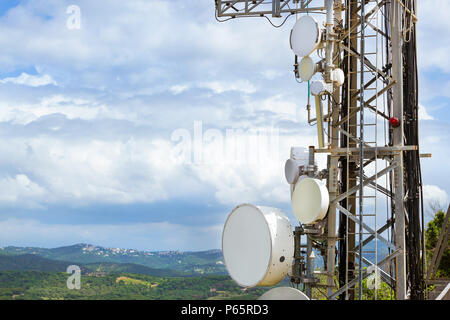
[0,271,269,300]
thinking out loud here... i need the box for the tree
[425,209,450,278]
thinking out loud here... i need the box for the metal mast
[215,0,423,300]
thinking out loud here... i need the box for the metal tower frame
[216,0,325,17]
[328,0,409,300]
[215,0,424,300]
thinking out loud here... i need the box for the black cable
[402,0,424,299]
[214,9,234,23]
[214,2,295,28]
[263,13,294,28]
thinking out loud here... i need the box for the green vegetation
[0,254,75,273]
[306,272,394,300]
[6,230,446,301]
[425,209,449,278]
[0,247,271,300]
[0,271,269,300]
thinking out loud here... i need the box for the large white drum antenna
[259,287,310,300]
[222,204,294,287]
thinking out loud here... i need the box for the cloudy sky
[0,0,448,251]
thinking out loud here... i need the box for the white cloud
[423,185,449,208]
[0,137,178,206]
[418,0,450,73]
[189,128,320,205]
[0,120,319,209]
[0,174,46,208]
[170,80,257,95]
[243,94,305,122]
[197,80,257,95]
[419,104,434,121]
[0,95,124,125]
[0,72,57,87]
[0,0,293,91]
[260,69,283,80]
[170,84,190,95]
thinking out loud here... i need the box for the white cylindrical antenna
[222,204,294,287]
[259,287,310,300]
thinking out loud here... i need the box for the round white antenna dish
[285,159,300,184]
[290,15,321,57]
[222,204,294,287]
[259,287,310,300]
[299,56,315,82]
[310,80,327,96]
[292,177,329,224]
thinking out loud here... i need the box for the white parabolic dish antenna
[292,177,329,224]
[285,159,301,184]
[299,56,315,82]
[310,80,328,96]
[290,15,321,57]
[331,68,345,86]
[258,287,310,300]
[222,204,294,287]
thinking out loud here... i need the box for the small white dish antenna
[290,15,322,57]
[292,177,329,224]
[222,204,294,287]
[310,80,332,96]
[285,159,300,184]
[331,68,345,86]
[286,147,311,184]
[299,56,315,82]
[259,287,310,300]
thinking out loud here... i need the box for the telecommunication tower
[217,0,425,300]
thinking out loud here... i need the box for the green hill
[82,262,190,277]
[0,244,226,275]
[0,254,76,273]
[0,254,192,277]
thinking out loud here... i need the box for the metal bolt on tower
[215,0,425,300]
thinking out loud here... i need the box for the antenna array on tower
[215,0,424,300]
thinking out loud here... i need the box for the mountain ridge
[0,254,195,277]
[0,243,226,275]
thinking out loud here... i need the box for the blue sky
[0,0,448,251]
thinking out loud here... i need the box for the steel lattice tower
[215,0,424,300]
